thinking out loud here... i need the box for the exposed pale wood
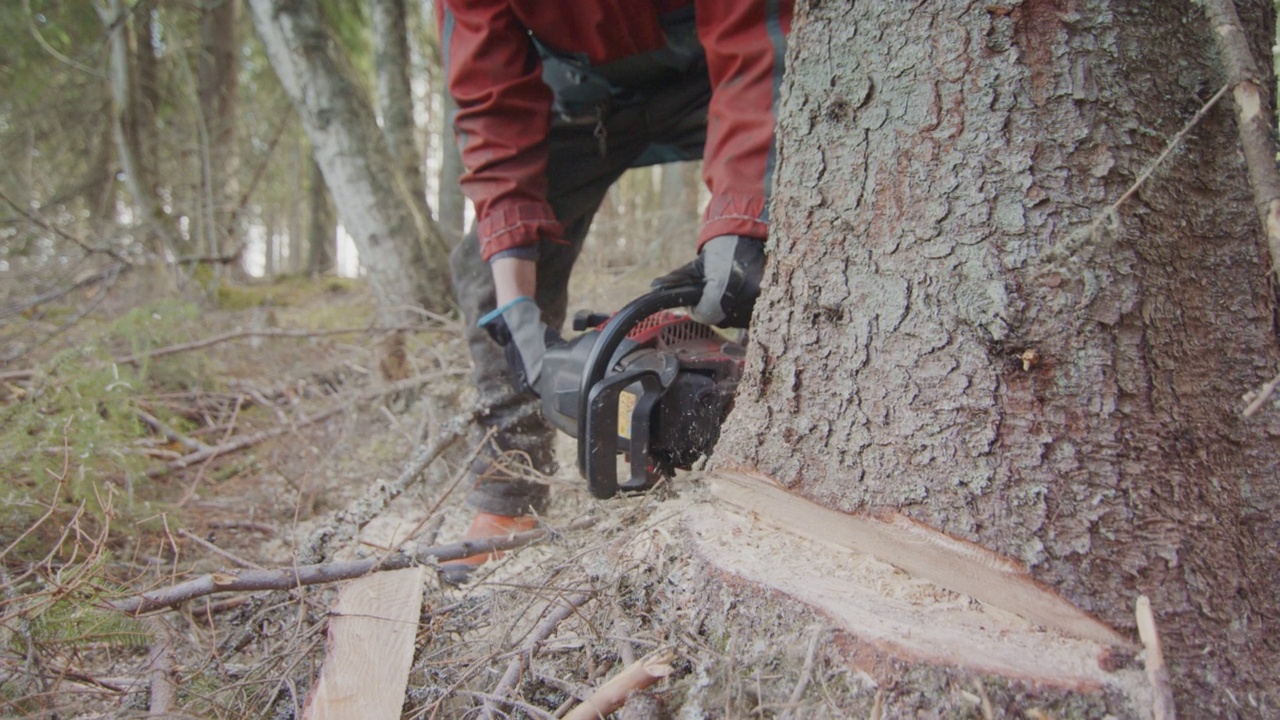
[302,567,425,720]
[1137,595,1177,720]
[688,499,1148,693]
[708,470,1128,647]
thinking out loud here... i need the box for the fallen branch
[147,369,464,478]
[563,648,677,720]
[1201,0,1280,287]
[110,516,597,615]
[300,398,538,564]
[144,618,178,715]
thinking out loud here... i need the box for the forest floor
[0,262,885,720]
[1,263,1155,720]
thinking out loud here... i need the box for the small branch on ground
[562,647,677,720]
[483,593,596,720]
[144,618,178,715]
[147,369,463,479]
[177,529,264,570]
[780,626,826,720]
[110,517,597,615]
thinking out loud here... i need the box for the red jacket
[439,0,792,261]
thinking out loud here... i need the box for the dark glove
[478,297,562,395]
[651,235,766,328]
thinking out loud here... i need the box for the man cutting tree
[437,0,793,581]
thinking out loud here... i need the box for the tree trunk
[247,0,451,320]
[307,154,336,277]
[97,0,175,289]
[198,0,242,258]
[372,0,427,207]
[437,89,466,248]
[656,161,700,262]
[134,0,159,199]
[716,1,1280,717]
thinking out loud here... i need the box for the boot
[439,512,539,585]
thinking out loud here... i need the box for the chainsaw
[537,286,746,499]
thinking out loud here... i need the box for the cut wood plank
[302,567,425,720]
[707,470,1129,648]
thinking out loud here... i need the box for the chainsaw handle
[575,285,704,480]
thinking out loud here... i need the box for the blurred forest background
[0,2,724,718]
[4,1,1280,718]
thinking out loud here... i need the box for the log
[302,567,425,720]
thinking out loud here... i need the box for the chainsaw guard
[584,367,667,498]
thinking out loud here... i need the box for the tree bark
[437,89,466,248]
[307,154,336,276]
[717,1,1280,717]
[372,0,426,207]
[97,0,175,289]
[198,0,242,258]
[247,0,451,320]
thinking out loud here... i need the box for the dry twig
[562,648,677,720]
[483,593,595,720]
[147,369,462,480]
[111,517,597,615]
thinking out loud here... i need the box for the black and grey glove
[478,297,562,395]
[650,235,766,328]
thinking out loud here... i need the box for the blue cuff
[478,296,535,327]
[488,246,539,263]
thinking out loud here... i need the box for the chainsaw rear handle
[575,285,704,486]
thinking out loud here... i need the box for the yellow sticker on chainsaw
[617,390,637,440]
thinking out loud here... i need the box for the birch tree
[247,0,451,320]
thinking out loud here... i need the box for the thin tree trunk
[437,89,465,248]
[372,0,426,206]
[655,161,700,263]
[134,0,159,198]
[307,155,335,277]
[247,0,451,320]
[97,0,175,289]
[198,0,242,259]
[717,1,1280,717]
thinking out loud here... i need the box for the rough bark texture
[717,1,1280,716]
[372,0,427,206]
[437,89,466,248]
[247,0,451,319]
[198,0,242,256]
[307,154,336,276]
[99,0,174,287]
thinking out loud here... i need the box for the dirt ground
[1,268,1154,719]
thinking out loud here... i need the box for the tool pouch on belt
[531,6,703,126]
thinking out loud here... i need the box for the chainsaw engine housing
[539,297,744,498]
